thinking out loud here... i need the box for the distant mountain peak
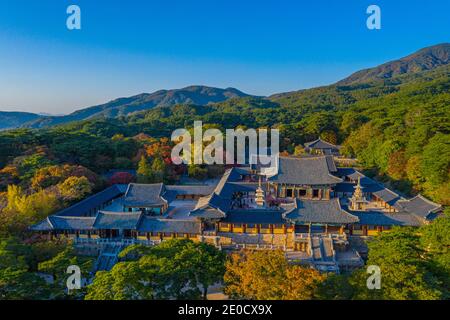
[0,111,42,130]
[22,86,251,129]
[337,43,450,85]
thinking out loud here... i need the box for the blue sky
[0,0,448,114]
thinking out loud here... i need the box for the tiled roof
[325,155,337,172]
[51,216,96,230]
[396,195,442,219]
[365,184,403,205]
[165,185,216,196]
[138,217,201,234]
[218,182,259,199]
[334,182,358,193]
[223,209,285,224]
[29,218,54,231]
[162,185,217,203]
[190,193,229,218]
[335,169,404,206]
[350,211,423,227]
[56,184,126,217]
[93,211,143,230]
[195,193,230,211]
[123,183,167,207]
[283,198,359,224]
[269,157,343,185]
[190,208,226,219]
[304,138,341,150]
[335,168,365,180]
[213,167,245,195]
[30,216,95,231]
[335,168,378,185]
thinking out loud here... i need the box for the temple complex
[31,155,443,273]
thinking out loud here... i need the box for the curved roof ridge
[304,138,340,149]
[304,138,322,147]
[337,198,360,221]
[53,215,96,219]
[46,216,54,228]
[413,194,442,208]
[97,210,142,215]
[55,184,124,217]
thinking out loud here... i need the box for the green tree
[174,242,226,299]
[86,239,225,300]
[420,213,450,297]
[38,246,94,299]
[0,237,52,300]
[188,165,208,180]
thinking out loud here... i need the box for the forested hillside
[22,86,250,129]
[337,43,449,85]
[270,64,450,204]
[0,64,448,212]
[0,44,448,300]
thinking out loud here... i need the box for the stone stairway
[322,237,334,262]
[310,234,339,273]
[94,243,125,272]
[311,237,322,260]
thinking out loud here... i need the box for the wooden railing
[74,237,161,246]
[222,243,286,251]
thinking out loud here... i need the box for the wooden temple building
[304,138,342,156]
[31,155,443,271]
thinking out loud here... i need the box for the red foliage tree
[109,172,135,185]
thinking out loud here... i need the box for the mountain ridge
[1,43,449,130]
[0,111,43,130]
[20,86,251,129]
[337,43,449,85]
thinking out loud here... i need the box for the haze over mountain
[0,43,448,130]
[0,111,43,130]
[14,86,250,129]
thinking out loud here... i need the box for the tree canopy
[85,239,226,300]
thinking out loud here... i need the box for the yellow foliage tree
[58,176,92,201]
[224,250,325,300]
[2,184,60,236]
